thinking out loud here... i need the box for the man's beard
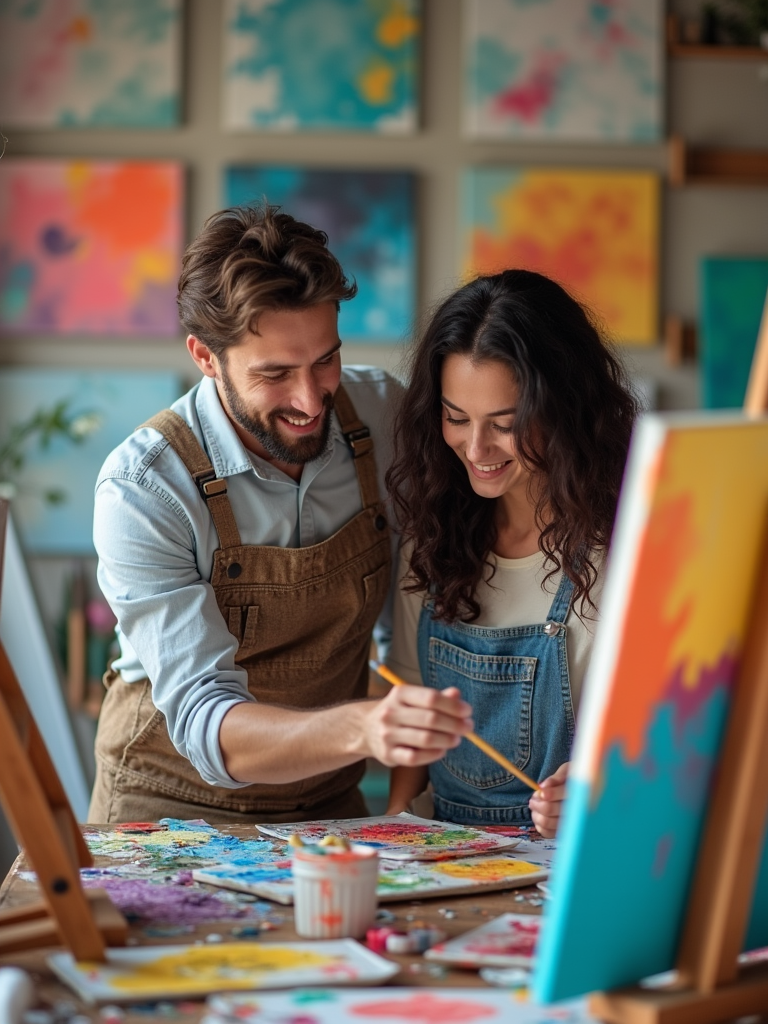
[220,367,334,466]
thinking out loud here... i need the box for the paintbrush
[369,660,543,795]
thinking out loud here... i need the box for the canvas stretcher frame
[0,498,127,960]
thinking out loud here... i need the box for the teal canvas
[699,256,768,409]
[222,0,419,132]
[0,370,183,554]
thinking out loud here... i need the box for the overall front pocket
[427,637,537,787]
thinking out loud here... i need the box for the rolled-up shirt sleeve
[94,473,254,788]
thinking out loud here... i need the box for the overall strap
[543,570,576,636]
[140,410,242,549]
[333,384,381,510]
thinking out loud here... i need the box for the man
[89,204,472,823]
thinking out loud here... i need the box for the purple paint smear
[80,873,271,925]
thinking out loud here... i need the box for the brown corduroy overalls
[88,386,391,824]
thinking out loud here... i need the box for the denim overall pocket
[426,636,537,786]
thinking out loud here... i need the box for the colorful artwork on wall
[699,255,768,409]
[0,369,182,553]
[222,0,419,132]
[463,0,663,141]
[533,413,768,1002]
[462,167,659,344]
[0,0,181,128]
[226,166,415,342]
[0,160,183,338]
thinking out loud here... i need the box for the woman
[384,269,638,837]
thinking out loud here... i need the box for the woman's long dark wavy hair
[386,269,639,623]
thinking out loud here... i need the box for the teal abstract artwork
[222,0,420,132]
[699,255,768,409]
[226,167,416,342]
[0,0,181,128]
[0,370,183,554]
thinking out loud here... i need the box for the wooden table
[0,823,546,1023]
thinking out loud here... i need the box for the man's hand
[528,761,570,838]
[362,684,473,767]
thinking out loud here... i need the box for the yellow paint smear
[107,944,335,994]
[434,858,540,881]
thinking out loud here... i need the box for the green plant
[707,0,768,43]
[0,400,102,504]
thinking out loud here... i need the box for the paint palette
[193,852,546,905]
[47,939,399,1004]
[255,813,520,861]
[424,912,541,968]
[204,987,596,1023]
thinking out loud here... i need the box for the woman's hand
[528,761,570,838]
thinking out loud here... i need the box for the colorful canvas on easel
[462,168,659,345]
[203,988,596,1024]
[222,0,419,132]
[463,0,662,141]
[48,939,398,1003]
[699,255,768,409]
[0,160,183,337]
[0,0,181,127]
[256,813,519,860]
[193,852,545,905]
[226,166,415,342]
[533,414,768,1002]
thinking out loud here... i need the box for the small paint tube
[385,931,420,954]
[409,926,447,952]
[365,925,398,954]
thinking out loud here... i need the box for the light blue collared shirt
[93,367,402,788]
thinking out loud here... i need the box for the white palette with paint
[193,852,547,905]
[204,986,597,1023]
[424,912,541,968]
[47,939,398,1004]
[255,812,520,861]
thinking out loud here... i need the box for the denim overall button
[227,562,242,579]
[374,514,387,531]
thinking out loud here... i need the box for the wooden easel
[589,288,768,1024]
[0,499,126,960]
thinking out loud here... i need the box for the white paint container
[292,845,379,939]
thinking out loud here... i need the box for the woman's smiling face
[440,353,534,502]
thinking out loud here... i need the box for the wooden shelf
[668,41,767,59]
[668,135,768,186]
[666,14,768,60]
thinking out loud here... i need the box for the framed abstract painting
[226,166,416,343]
[222,0,420,132]
[0,0,181,128]
[461,167,660,345]
[463,0,663,142]
[0,159,183,338]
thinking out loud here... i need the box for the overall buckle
[194,469,228,500]
[343,425,373,457]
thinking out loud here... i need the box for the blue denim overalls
[417,572,576,825]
